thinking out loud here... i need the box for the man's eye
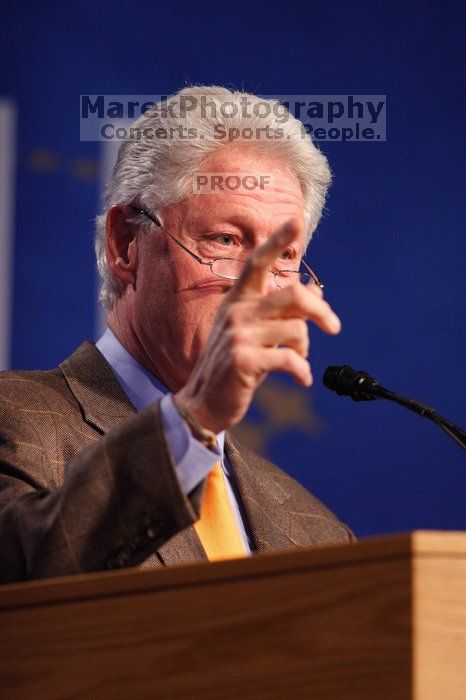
[216,234,235,246]
[280,249,292,260]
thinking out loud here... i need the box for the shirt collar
[95,328,225,453]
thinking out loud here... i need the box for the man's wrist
[172,395,218,451]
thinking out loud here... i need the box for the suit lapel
[225,434,296,555]
[59,340,208,566]
[60,340,136,433]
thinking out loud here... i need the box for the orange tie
[194,462,247,561]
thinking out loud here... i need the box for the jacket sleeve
[0,399,202,583]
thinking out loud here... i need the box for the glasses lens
[299,271,315,286]
[211,258,247,280]
[211,259,318,289]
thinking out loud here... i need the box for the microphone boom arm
[380,386,466,450]
[323,365,466,451]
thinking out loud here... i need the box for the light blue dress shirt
[96,328,252,555]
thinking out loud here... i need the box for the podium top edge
[0,530,465,611]
[410,529,466,554]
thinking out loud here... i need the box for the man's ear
[106,205,138,287]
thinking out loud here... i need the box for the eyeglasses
[129,205,324,289]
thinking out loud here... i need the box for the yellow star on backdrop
[231,376,325,454]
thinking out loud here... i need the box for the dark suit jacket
[0,341,355,583]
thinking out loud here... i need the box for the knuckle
[282,348,298,372]
[230,345,245,370]
[299,325,310,353]
[295,318,308,336]
[228,327,247,347]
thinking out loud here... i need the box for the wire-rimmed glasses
[129,205,324,289]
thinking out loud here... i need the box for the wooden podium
[0,531,465,699]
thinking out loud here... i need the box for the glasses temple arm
[129,205,204,264]
[301,259,325,289]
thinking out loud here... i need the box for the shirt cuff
[159,393,220,495]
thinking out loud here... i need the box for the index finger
[228,219,302,300]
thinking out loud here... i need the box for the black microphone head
[323,365,380,401]
[323,365,354,395]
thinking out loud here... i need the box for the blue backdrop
[0,0,464,538]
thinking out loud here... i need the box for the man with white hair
[0,87,354,583]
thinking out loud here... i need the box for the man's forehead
[179,185,305,232]
[195,187,303,214]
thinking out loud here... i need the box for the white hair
[95,85,332,308]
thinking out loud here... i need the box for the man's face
[125,146,306,390]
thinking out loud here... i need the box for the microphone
[323,365,466,451]
[322,365,383,401]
